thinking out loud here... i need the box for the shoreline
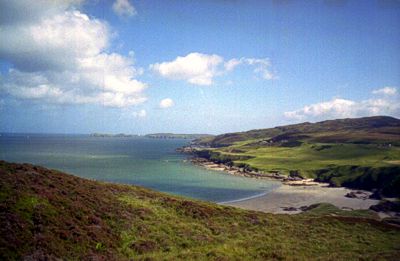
[188,156,387,215]
[217,191,269,204]
[189,156,326,186]
[222,183,381,215]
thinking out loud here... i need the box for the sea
[0,133,280,203]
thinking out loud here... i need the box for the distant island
[89,133,213,139]
[145,133,213,139]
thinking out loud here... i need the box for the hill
[1,161,399,260]
[191,116,400,197]
[196,116,400,147]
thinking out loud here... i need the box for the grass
[1,160,400,260]
[217,143,400,174]
[198,143,400,197]
[300,203,379,218]
[198,116,400,147]
[192,116,400,197]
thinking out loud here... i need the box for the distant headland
[145,133,213,139]
[89,133,213,139]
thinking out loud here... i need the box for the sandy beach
[189,156,386,215]
[222,183,380,214]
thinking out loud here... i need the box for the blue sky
[0,0,399,134]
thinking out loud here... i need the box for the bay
[0,133,280,203]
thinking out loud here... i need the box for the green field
[215,143,400,173]
[1,161,400,260]
[193,116,400,197]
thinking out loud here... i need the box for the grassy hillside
[192,116,400,196]
[197,116,400,147]
[1,161,400,260]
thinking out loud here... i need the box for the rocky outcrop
[345,191,370,200]
[369,200,400,213]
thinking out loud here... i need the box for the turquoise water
[0,134,280,202]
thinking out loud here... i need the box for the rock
[299,205,319,211]
[282,207,298,211]
[369,200,400,213]
[289,170,304,179]
[341,207,354,211]
[345,192,358,198]
[283,179,320,186]
[299,206,309,211]
[345,191,369,199]
[284,176,303,181]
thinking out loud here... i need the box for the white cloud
[245,58,276,80]
[224,57,276,80]
[0,10,109,72]
[1,69,147,107]
[284,87,399,121]
[151,53,276,86]
[132,109,146,118]
[224,58,242,71]
[284,98,356,120]
[0,2,147,108]
[112,0,137,17]
[0,0,83,25]
[159,98,174,108]
[372,86,397,96]
[151,53,223,86]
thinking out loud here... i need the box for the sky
[0,0,399,134]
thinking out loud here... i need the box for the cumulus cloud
[372,86,397,96]
[0,1,147,108]
[284,87,399,121]
[151,53,223,86]
[159,98,174,108]
[112,0,137,17]
[284,98,356,120]
[0,0,83,25]
[151,53,276,86]
[0,10,109,72]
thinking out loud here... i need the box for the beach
[190,156,382,214]
[221,183,380,214]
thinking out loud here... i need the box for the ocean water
[0,134,280,202]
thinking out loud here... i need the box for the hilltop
[1,161,399,260]
[196,116,400,147]
[190,116,400,197]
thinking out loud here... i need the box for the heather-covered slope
[1,161,400,260]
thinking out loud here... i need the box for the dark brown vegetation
[196,116,400,147]
[1,161,400,260]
